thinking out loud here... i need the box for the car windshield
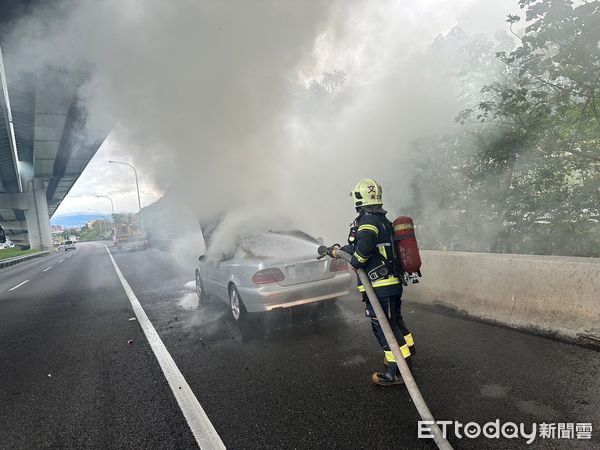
[65,241,72,245]
[240,232,319,259]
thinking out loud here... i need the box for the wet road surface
[1,242,598,449]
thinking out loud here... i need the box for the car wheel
[229,285,247,322]
[195,271,208,305]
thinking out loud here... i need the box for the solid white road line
[104,244,225,450]
[43,267,52,272]
[9,280,29,291]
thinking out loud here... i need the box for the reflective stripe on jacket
[341,211,402,297]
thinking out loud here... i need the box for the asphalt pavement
[0,243,196,448]
[1,242,599,449]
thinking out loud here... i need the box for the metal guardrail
[0,250,50,269]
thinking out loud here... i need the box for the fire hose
[318,246,453,450]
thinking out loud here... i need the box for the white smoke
[4,0,517,250]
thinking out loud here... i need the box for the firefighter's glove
[327,244,341,258]
[318,244,341,258]
[349,256,364,270]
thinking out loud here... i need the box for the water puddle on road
[177,292,199,310]
[173,283,230,334]
[176,280,199,309]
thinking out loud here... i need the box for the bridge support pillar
[24,178,52,250]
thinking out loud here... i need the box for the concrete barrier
[404,250,600,344]
[0,250,50,269]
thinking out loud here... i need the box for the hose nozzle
[317,245,328,259]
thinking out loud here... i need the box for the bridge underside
[0,49,107,248]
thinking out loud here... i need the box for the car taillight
[330,259,348,272]
[252,268,285,284]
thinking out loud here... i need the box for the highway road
[1,242,598,449]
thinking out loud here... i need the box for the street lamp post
[96,195,116,241]
[96,194,114,215]
[108,160,144,233]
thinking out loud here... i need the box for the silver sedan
[195,231,353,321]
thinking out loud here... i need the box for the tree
[456,0,600,256]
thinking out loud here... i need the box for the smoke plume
[4,0,517,251]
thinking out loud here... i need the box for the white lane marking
[43,266,52,272]
[58,259,64,263]
[9,280,29,291]
[104,244,225,449]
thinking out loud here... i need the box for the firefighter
[326,178,415,386]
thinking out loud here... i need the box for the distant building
[51,225,64,235]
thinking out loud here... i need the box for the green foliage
[481,0,600,163]
[79,227,104,242]
[409,1,600,257]
[113,213,130,224]
[0,247,39,260]
[113,213,137,225]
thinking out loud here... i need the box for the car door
[204,246,236,302]
[201,258,222,300]
[216,248,247,298]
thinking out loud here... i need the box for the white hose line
[338,250,452,450]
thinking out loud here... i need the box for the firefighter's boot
[371,362,404,386]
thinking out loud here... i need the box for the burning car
[195,231,352,321]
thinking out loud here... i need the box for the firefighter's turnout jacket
[341,210,402,297]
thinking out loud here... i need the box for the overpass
[0,44,106,249]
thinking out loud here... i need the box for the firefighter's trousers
[365,294,416,364]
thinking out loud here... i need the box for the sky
[53,133,162,216]
[46,0,519,220]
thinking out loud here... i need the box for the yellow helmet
[351,178,383,208]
